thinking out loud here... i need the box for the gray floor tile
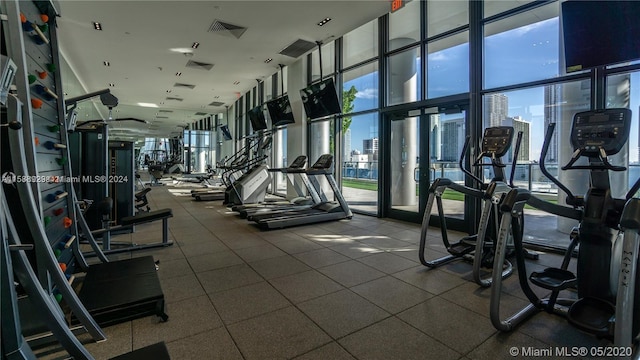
[159,272,206,303]
[132,295,223,349]
[248,255,311,279]
[270,237,325,254]
[329,243,384,259]
[166,328,243,360]
[392,266,467,295]
[178,239,228,257]
[196,264,264,294]
[466,331,551,360]
[209,281,291,324]
[187,249,244,273]
[227,306,331,360]
[318,260,385,287]
[298,289,390,339]
[357,252,418,274]
[155,257,192,280]
[294,248,351,268]
[293,342,356,360]
[235,243,287,262]
[269,270,345,303]
[398,296,497,355]
[351,276,434,314]
[83,322,133,359]
[339,317,460,360]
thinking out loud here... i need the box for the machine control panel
[288,155,307,169]
[311,154,334,169]
[571,109,631,156]
[481,126,514,158]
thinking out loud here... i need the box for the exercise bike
[490,109,640,357]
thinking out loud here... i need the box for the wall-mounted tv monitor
[220,125,232,141]
[248,105,268,131]
[265,95,295,127]
[299,78,342,120]
[562,1,640,73]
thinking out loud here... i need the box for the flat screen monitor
[220,125,232,141]
[562,1,640,73]
[265,95,295,127]
[299,78,342,120]
[248,105,268,131]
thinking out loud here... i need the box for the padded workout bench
[77,256,168,327]
[91,202,174,254]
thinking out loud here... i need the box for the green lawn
[342,179,557,209]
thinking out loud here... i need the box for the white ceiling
[55,0,391,140]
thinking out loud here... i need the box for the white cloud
[355,88,378,99]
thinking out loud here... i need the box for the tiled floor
[38,183,608,360]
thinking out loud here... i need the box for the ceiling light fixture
[317,17,332,26]
[93,22,102,30]
[192,42,200,49]
[109,83,115,87]
[175,72,182,76]
[137,102,158,108]
[264,58,273,63]
[166,90,172,93]
[233,81,240,85]
[103,61,110,66]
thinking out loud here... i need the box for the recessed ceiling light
[159,102,165,105]
[166,90,172,93]
[264,58,273,63]
[192,42,200,49]
[93,22,102,30]
[109,83,115,87]
[214,96,220,99]
[317,17,332,26]
[233,81,240,85]
[137,102,158,108]
[103,61,110,66]
[175,72,182,76]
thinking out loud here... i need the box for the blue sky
[343,16,640,163]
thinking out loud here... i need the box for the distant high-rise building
[502,116,531,162]
[484,94,509,127]
[430,114,441,161]
[344,128,352,160]
[363,138,379,155]
[441,117,465,161]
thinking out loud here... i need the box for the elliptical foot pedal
[448,241,475,257]
[110,342,170,360]
[567,297,615,339]
[529,267,576,290]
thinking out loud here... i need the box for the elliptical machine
[419,126,535,286]
[490,109,640,355]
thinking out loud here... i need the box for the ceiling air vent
[208,19,247,39]
[174,83,196,89]
[279,39,316,58]
[208,101,225,107]
[155,116,169,119]
[166,97,183,101]
[185,60,214,71]
[194,112,208,116]
[158,109,174,113]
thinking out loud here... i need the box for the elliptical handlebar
[509,131,524,188]
[539,123,578,206]
[459,136,484,185]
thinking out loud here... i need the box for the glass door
[384,104,474,232]
[385,109,423,222]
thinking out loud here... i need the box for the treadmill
[246,155,329,222]
[253,154,353,229]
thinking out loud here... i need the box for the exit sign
[391,0,405,12]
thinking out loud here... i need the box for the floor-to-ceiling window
[341,20,379,213]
